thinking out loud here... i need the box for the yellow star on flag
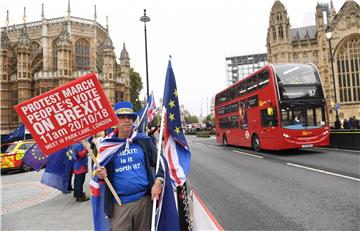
[169,113,175,121]
[174,89,178,97]
[175,127,181,134]
[169,100,175,108]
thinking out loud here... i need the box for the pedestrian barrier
[329,129,360,150]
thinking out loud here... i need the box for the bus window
[258,71,270,88]
[247,75,258,92]
[219,118,230,128]
[229,87,237,100]
[230,103,238,112]
[261,108,278,127]
[238,82,247,96]
[231,116,239,128]
[218,107,225,115]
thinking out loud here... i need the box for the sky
[2,0,347,117]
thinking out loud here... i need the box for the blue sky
[2,0,347,117]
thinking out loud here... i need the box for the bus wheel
[252,135,260,152]
[223,135,228,146]
[21,162,31,172]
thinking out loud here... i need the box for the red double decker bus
[215,63,330,151]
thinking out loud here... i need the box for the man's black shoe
[77,195,90,202]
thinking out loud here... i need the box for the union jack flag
[162,60,191,187]
[147,91,156,124]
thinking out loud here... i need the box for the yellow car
[1,140,35,174]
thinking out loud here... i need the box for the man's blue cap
[114,101,138,121]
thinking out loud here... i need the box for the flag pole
[151,106,166,231]
[137,102,149,130]
[81,139,122,206]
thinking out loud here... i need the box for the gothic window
[312,51,318,64]
[75,39,90,70]
[336,36,360,103]
[279,26,284,39]
[303,52,308,63]
[272,27,277,41]
[52,39,58,71]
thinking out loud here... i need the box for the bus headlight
[283,133,290,138]
[322,130,329,135]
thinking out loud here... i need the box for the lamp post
[140,9,150,99]
[325,31,340,125]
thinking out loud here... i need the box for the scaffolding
[225,53,267,86]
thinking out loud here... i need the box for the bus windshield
[274,64,324,101]
[280,104,327,129]
[274,64,320,85]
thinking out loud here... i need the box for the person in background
[72,142,90,202]
[148,124,159,146]
[343,118,350,129]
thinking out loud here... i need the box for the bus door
[259,107,279,148]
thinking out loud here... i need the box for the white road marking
[1,190,60,215]
[208,145,223,150]
[286,163,360,182]
[232,150,263,159]
[196,142,205,146]
[315,147,360,153]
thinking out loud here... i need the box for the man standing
[72,142,90,202]
[96,101,163,230]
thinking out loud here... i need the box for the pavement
[1,167,94,230]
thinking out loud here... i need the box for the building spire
[67,0,71,19]
[6,10,9,31]
[106,15,109,31]
[23,7,26,24]
[94,5,97,21]
[41,3,44,19]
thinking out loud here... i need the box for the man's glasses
[117,115,133,120]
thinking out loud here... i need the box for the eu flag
[4,124,25,143]
[41,147,75,193]
[22,144,48,171]
[162,60,191,187]
[137,104,148,133]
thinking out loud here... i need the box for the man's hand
[151,179,163,200]
[96,166,107,180]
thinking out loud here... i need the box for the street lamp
[140,9,150,99]
[325,30,340,124]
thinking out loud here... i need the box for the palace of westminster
[0,2,131,135]
[0,0,359,135]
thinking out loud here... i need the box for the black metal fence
[329,129,360,150]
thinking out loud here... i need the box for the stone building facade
[0,4,131,134]
[267,0,360,124]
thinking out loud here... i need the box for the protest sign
[14,73,118,155]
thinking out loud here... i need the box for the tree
[130,68,143,111]
[184,115,199,124]
[150,113,161,127]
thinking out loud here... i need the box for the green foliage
[150,114,161,127]
[196,131,210,137]
[184,115,199,124]
[130,68,143,111]
[202,114,214,124]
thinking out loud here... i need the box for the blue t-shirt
[112,143,150,204]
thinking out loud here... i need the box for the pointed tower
[16,7,32,126]
[329,0,337,22]
[101,16,116,104]
[120,42,131,101]
[41,3,50,71]
[267,0,292,63]
[0,10,13,131]
[56,21,72,84]
[0,10,11,82]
